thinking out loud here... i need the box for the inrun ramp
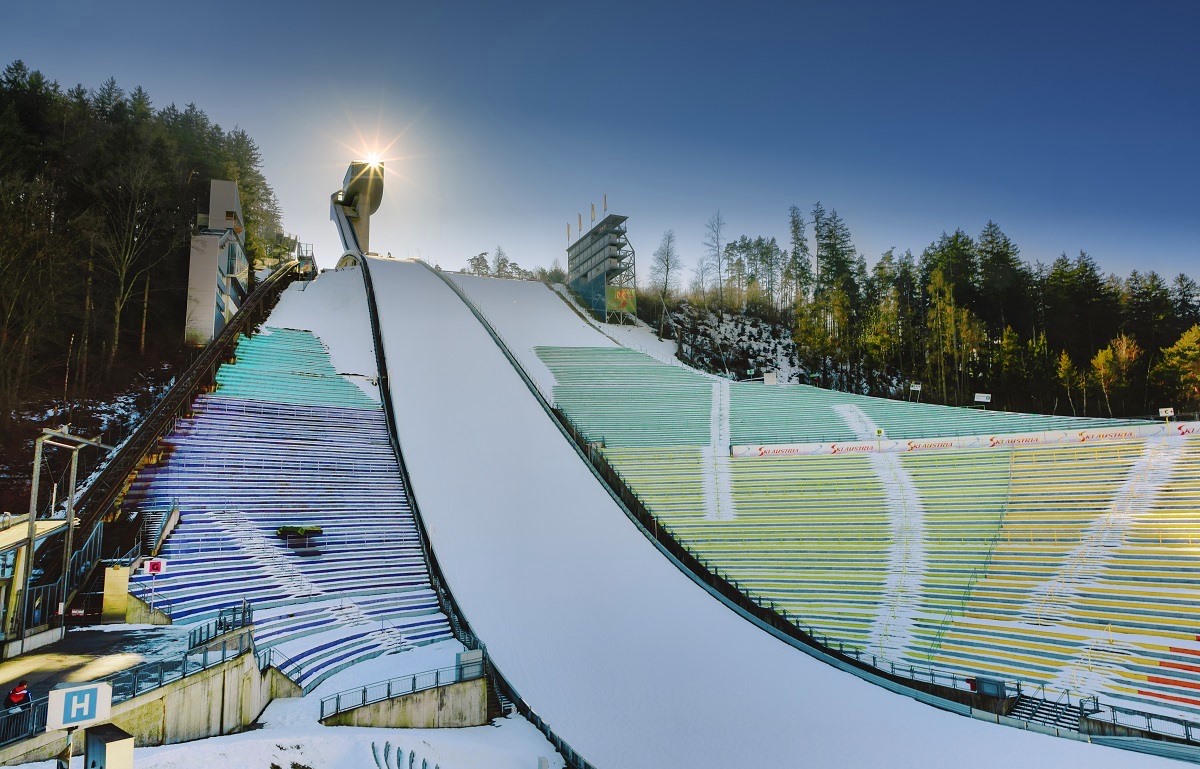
[368,258,1164,769]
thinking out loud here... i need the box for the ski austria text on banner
[730,421,1200,458]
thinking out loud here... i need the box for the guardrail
[1090,701,1200,743]
[255,646,304,683]
[188,602,252,649]
[0,698,47,748]
[0,632,252,748]
[319,657,487,720]
[128,581,172,618]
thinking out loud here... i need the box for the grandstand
[125,321,453,690]
[530,342,1200,721]
[534,345,1145,448]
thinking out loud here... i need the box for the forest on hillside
[0,60,286,424]
[0,60,285,510]
[640,207,1200,418]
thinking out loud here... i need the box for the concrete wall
[0,651,301,765]
[125,593,171,626]
[1,626,64,660]
[322,678,487,729]
[101,564,130,623]
[185,235,221,345]
[207,179,243,237]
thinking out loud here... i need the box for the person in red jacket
[5,681,31,710]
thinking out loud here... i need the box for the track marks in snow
[833,404,928,659]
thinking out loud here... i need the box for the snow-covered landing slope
[447,273,615,394]
[369,257,1163,769]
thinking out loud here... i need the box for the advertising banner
[730,421,1200,459]
[606,286,636,313]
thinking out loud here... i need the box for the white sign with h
[47,681,113,731]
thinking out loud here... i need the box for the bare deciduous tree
[650,229,682,339]
[92,157,180,377]
[703,211,726,305]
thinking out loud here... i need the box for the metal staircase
[1008,695,1085,731]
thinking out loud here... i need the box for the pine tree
[919,229,978,316]
[1172,274,1200,329]
[976,221,1030,337]
[467,252,490,276]
[786,205,812,305]
[491,245,510,278]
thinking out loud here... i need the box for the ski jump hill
[82,251,1194,768]
[351,256,1177,768]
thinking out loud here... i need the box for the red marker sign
[144,558,167,575]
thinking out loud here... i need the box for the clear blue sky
[4,1,1197,277]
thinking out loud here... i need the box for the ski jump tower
[567,214,636,323]
[331,160,384,256]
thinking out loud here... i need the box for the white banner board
[731,421,1200,458]
[47,681,112,731]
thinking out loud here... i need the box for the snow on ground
[548,282,685,364]
[368,257,1167,768]
[64,623,192,661]
[447,273,614,396]
[591,316,681,364]
[834,405,930,660]
[18,699,558,769]
[31,715,567,769]
[17,719,559,769]
[17,617,559,769]
[267,266,380,401]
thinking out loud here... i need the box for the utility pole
[20,428,112,644]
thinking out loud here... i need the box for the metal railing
[128,581,172,618]
[0,632,252,747]
[17,579,62,634]
[67,261,299,556]
[103,633,250,701]
[188,602,253,649]
[319,657,487,720]
[1092,702,1200,742]
[256,646,304,683]
[0,699,48,748]
[159,530,409,555]
[66,519,104,596]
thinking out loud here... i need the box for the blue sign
[63,689,97,725]
[47,681,112,731]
